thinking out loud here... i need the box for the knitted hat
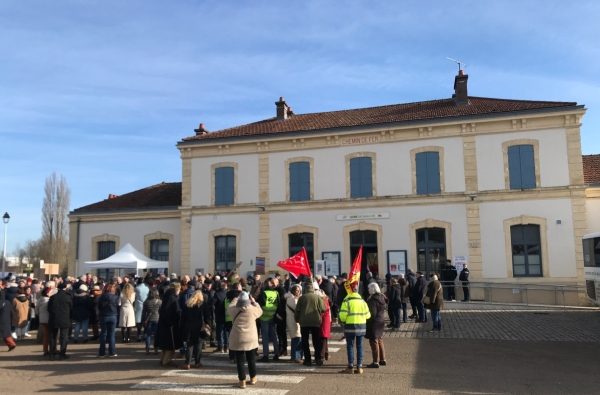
[92,285,101,292]
[79,284,88,292]
[236,291,251,307]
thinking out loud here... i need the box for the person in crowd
[315,281,331,362]
[414,271,428,323]
[224,281,242,364]
[387,278,402,330]
[285,284,302,363]
[72,284,92,343]
[12,288,31,340]
[362,272,376,300]
[406,269,418,319]
[141,288,162,355]
[5,276,18,338]
[89,285,101,341]
[273,277,288,357]
[459,264,471,302]
[0,283,16,351]
[257,277,281,362]
[365,283,386,368]
[157,282,182,367]
[178,279,197,354]
[73,275,87,291]
[134,277,149,342]
[212,279,228,353]
[98,283,119,357]
[441,259,458,301]
[181,290,211,369]
[339,280,371,374]
[48,282,73,360]
[119,283,136,343]
[425,274,444,332]
[330,277,339,325]
[316,275,333,301]
[27,283,38,336]
[228,291,263,388]
[35,287,51,356]
[398,274,409,324]
[201,279,216,348]
[294,281,326,366]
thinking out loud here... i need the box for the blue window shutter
[215,167,234,205]
[350,158,361,198]
[298,162,310,201]
[360,157,373,197]
[223,167,234,204]
[519,145,536,189]
[508,146,522,190]
[415,152,428,195]
[289,162,299,201]
[426,152,441,194]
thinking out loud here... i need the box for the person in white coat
[118,283,136,343]
[284,284,303,363]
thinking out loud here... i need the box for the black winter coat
[319,280,333,302]
[389,284,403,308]
[156,288,182,350]
[406,273,417,297]
[181,302,210,344]
[4,286,17,304]
[212,288,227,324]
[413,277,428,300]
[366,293,386,340]
[0,290,12,339]
[72,289,93,321]
[98,293,119,317]
[48,290,73,329]
[89,294,100,325]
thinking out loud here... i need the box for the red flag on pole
[277,247,312,278]
[345,246,362,294]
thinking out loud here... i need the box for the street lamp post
[2,212,9,277]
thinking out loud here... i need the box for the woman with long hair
[181,290,210,369]
[98,283,119,357]
[141,288,162,355]
[228,291,263,388]
[118,283,136,343]
[34,287,51,356]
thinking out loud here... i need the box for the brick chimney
[453,70,469,106]
[108,194,118,199]
[194,123,209,136]
[275,97,289,120]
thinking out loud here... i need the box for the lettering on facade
[336,212,390,221]
[340,135,380,146]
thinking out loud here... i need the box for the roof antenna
[446,57,467,71]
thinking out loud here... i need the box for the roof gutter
[69,205,180,216]
[176,104,585,147]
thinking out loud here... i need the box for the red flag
[345,246,362,294]
[277,247,312,278]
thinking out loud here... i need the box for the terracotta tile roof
[583,155,600,184]
[182,96,578,142]
[73,182,181,213]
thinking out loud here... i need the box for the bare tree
[40,173,71,270]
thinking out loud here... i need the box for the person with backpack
[256,277,281,362]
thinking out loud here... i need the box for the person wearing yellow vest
[256,278,281,362]
[339,281,371,374]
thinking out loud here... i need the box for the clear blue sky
[1,1,599,255]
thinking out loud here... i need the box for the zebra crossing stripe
[197,358,315,371]
[132,381,288,394]
[162,370,306,383]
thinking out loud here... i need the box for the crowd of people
[0,261,469,387]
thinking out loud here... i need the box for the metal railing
[438,281,589,308]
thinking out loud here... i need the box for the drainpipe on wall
[75,217,81,274]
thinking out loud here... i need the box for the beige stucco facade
[67,102,600,305]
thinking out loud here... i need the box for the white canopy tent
[84,243,168,272]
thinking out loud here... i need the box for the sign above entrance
[340,135,381,146]
[336,212,390,221]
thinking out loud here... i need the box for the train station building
[68,71,599,305]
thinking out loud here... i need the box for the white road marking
[133,381,288,394]
[162,370,305,384]
[199,359,315,371]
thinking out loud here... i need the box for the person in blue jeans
[98,283,119,357]
[424,274,444,332]
[256,278,280,362]
[141,288,162,354]
[73,284,92,343]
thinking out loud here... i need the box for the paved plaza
[1,309,599,394]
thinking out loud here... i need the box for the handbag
[200,323,211,338]
[423,296,431,305]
